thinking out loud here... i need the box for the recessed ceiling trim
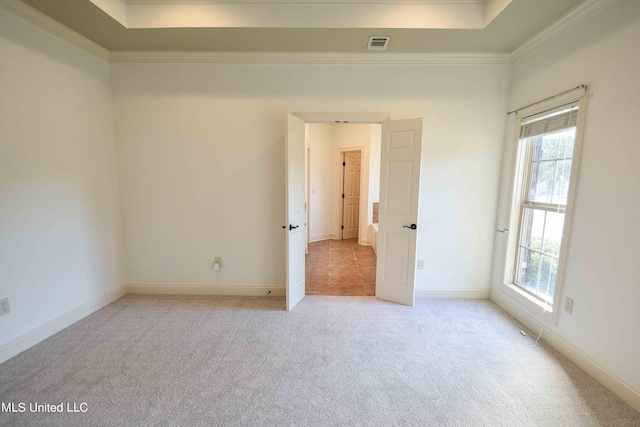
[511,0,617,62]
[0,0,111,61]
[483,0,511,26]
[125,3,485,29]
[109,51,511,64]
[89,0,128,26]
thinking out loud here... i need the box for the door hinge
[341,225,344,230]
[343,161,346,166]
[342,194,345,198]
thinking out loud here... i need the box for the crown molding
[0,0,111,61]
[109,51,511,64]
[511,0,618,63]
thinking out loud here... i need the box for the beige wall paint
[0,8,125,348]
[492,0,640,394]
[111,61,510,290]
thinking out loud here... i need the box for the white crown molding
[109,51,511,64]
[511,0,618,63]
[0,0,111,62]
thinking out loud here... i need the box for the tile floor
[305,238,377,296]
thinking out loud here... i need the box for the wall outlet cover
[564,297,574,314]
[0,298,9,316]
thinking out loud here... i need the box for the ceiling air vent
[367,36,390,51]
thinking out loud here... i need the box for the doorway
[305,238,377,296]
[285,113,423,310]
[304,124,379,296]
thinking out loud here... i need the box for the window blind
[520,103,579,139]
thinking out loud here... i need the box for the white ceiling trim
[0,0,111,61]
[108,51,511,64]
[511,0,617,62]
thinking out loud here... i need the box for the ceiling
[17,0,587,53]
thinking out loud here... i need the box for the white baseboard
[415,288,490,299]
[309,234,333,243]
[126,283,286,297]
[490,289,640,413]
[0,284,127,364]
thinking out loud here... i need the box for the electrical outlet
[0,298,9,316]
[417,259,424,269]
[564,297,573,314]
[214,256,222,267]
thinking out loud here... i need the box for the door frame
[289,112,390,304]
[337,148,364,242]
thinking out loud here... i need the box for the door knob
[403,224,417,230]
[289,224,299,230]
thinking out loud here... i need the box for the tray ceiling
[17,0,587,53]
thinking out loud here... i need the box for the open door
[285,114,306,310]
[376,118,423,306]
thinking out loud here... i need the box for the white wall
[332,124,373,244]
[368,125,382,226]
[112,61,510,291]
[0,9,124,349]
[491,0,640,396]
[307,123,333,241]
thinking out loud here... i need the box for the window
[503,90,586,313]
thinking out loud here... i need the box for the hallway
[305,239,376,296]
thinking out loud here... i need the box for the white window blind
[521,103,579,139]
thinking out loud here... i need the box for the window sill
[500,282,554,317]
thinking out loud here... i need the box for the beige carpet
[1,295,639,426]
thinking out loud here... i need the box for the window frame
[500,88,588,323]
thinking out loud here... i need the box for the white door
[342,151,361,240]
[376,118,423,306]
[285,114,306,311]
